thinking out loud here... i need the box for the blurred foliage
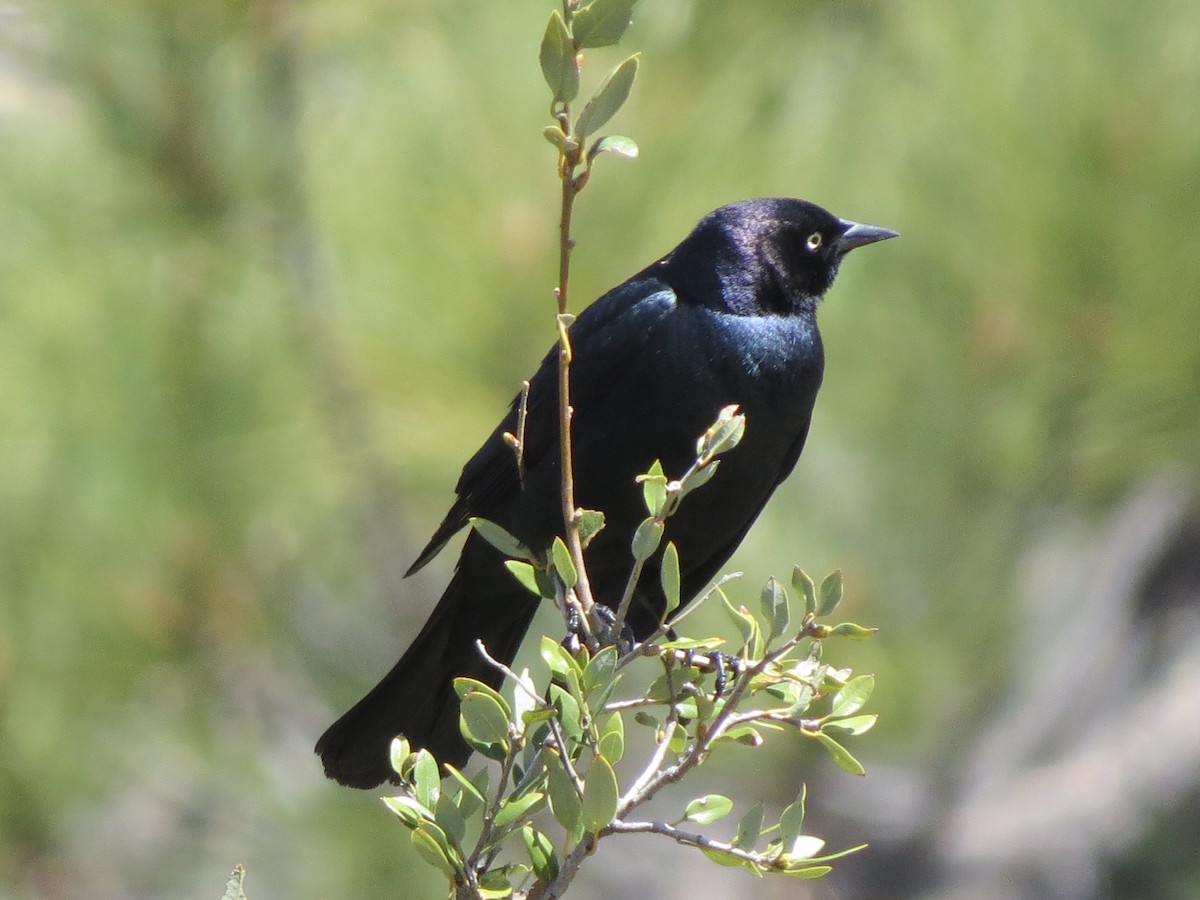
[2,0,1199,897]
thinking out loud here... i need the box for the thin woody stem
[553,106,598,643]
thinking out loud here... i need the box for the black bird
[316,198,896,788]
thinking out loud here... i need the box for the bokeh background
[3,1,1199,898]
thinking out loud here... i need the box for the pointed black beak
[836,219,899,253]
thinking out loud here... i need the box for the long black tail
[316,534,540,788]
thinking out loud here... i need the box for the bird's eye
[805,232,823,251]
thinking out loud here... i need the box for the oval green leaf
[460,691,511,746]
[760,576,790,639]
[551,536,577,589]
[581,755,619,833]
[575,54,639,142]
[469,517,531,560]
[631,517,664,562]
[683,793,733,825]
[411,825,458,877]
[792,566,817,616]
[505,560,542,596]
[830,674,874,718]
[814,731,866,776]
[660,541,681,619]
[546,751,583,833]
[492,791,545,829]
[817,569,844,617]
[572,0,638,49]
[539,10,579,103]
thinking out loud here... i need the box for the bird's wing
[406,274,677,575]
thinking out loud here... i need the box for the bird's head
[662,198,897,316]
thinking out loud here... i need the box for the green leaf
[572,0,638,48]
[713,725,763,748]
[598,711,625,763]
[778,785,807,848]
[583,645,617,691]
[382,794,432,829]
[411,749,440,810]
[522,825,561,883]
[551,537,577,588]
[411,825,459,877]
[638,460,668,516]
[575,54,640,142]
[828,622,877,640]
[476,870,515,899]
[493,791,546,829]
[631,517,664,562]
[813,731,866,775]
[587,134,639,165]
[790,842,870,866]
[577,508,606,547]
[471,767,491,803]
[434,792,466,845]
[633,710,659,730]
[585,670,621,719]
[696,405,745,462]
[760,576,790,639]
[700,846,749,869]
[823,714,878,736]
[792,565,817,616]
[539,636,582,681]
[549,684,584,743]
[782,864,833,879]
[543,125,568,151]
[534,566,558,599]
[460,691,511,747]
[667,720,688,753]
[783,682,814,721]
[721,595,760,655]
[683,794,733,825]
[545,750,583,833]
[732,802,764,850]
[677,458,719,498]
[444,764,485,816]
[521,706,557,728]
[453,678,512,719]
[504,560,543,597]
[660,541,681,619]
[783,835,826,861]
[469,517,531,560]
[830,675,875,718]
[581,755,620,833]
[817,569,844,617]
[539,10,579,103]
[389,737,413,778]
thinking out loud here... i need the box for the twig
[605,819,775,866]
[503,380,531,488]
[621,659,684,806]
[474,640,543,707]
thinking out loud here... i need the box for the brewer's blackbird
[316,198,896,788]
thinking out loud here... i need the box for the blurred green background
[3,1,1200,898]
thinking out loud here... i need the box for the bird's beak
[836,219,899,253]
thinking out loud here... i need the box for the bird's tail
[315,534,539,788]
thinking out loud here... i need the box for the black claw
[712,650,728,697]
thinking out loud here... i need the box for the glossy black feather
[316,198,896,788]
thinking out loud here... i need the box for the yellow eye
[806,232,823,251]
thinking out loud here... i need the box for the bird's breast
[695,309,823,402]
